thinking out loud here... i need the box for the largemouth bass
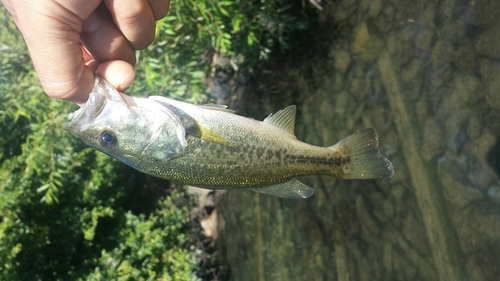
[64,76,394,198]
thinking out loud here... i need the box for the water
[212,1,500,280]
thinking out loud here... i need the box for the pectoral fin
[250,179,315,199]
[196,126,228,145]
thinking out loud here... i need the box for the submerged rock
[352,22,385,63]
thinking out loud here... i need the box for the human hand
[2,0,170,105]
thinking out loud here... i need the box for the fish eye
[99,130,117,148]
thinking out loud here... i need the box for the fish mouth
[64,76,125,133]
[63,89,107,133]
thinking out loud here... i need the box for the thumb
[75,60,135,108]
[96,60,135,92]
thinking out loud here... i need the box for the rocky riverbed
[201,0,500,280]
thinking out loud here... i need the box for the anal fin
[250,179,315,199]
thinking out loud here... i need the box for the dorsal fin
[199,103,235,113]
[263,105,297,136]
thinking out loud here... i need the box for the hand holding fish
[1,0,170,104]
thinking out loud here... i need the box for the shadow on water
[212,0,500,280]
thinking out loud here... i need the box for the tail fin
[335,128,394,179]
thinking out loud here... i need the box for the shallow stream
[215,1,500,280]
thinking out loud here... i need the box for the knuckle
[119,3,148,20]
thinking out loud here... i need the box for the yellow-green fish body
[65,76,394,198]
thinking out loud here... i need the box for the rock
[392,248,417,281]
[326,69,345,94]
[453,45,478,75]
[421,117,445,161]
[453,73,482,106]
[352,22,384,63]
[486,84,500,110]
[401,59,424,101]
[185,186,214,211]
[334,91,350,115]
[209,53,235,101]
[486,111,500,138]
[416,95,430,127]
[466,156,496,190]
[382,243,393,277]
[453,204,500,256]
[352,60,366,78]
[476,27,500,59]
[487,185,500,204]
[382,200,395,220]
[479,59,500,109]
[356,195,380,239]
[367,0,383,18]
[467,128,497,162]
[444,115,470,153]
[440,172,483,208]
[348,77,367,102]
[466,251,500,281]
[358,38,385,63]
[479,58,500,82]
[374,5,395,34]
[352,22,370,54]
[331,49,352,74]
[390,184,406,201]
[389,156,409,183]
[384,32,412,66]
[402,212,430,256]
[441,19,467,45]
[412,1,437,52]
[337,202,361,238]
[209,75,230,100]
[467,115,483,140]
[201,209,219,239]
[430,40,454,90]
[466,0,500,28]
[371,192,392,223]
[332,3,348,21]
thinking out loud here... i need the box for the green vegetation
[0,0,310,279]
[129,0,308,101]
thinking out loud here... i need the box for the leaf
[190,71,205,78]
[165,28,176,36]
[232,14,243,32]
[218,6,230,17]
[36,184,49,193]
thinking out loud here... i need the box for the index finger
[104,0,156,50]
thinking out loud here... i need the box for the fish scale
[149,136,329,187]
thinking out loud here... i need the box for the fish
[64,76,394,199]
